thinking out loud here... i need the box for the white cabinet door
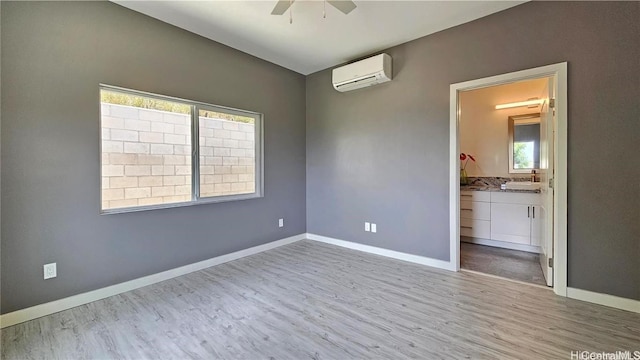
[530,205,543,247]
[490,203,531,244]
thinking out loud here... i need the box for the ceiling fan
[271,0,357,23]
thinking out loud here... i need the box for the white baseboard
[5,234,635,328]
[306,233,455,271]
[567,287,640,313]
[0,233,306,329]
[307,234,639,314]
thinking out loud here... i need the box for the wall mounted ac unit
[332,53,392,92]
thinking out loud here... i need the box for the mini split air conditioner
[332,53,392,92]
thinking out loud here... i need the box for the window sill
[100,193,263,215]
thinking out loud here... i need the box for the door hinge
[549,178,554,189]
[549,98,556,109]
[548,258,554,268]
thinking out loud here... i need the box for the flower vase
[460,169,468,185]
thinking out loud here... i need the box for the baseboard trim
[0,233,306,329]
[6,235,634,328]
[567,287,640,313]
[306,233,455,271]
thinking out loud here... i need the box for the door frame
[448,63,568,296]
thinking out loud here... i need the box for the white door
[538,78,555,286]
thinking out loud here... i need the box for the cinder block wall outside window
[101,104,255,210]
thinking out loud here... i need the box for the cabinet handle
[461,208,473,211]
[528,206,530,218]
[532,206,535,219]
[461,194,472,197]
[461,226,473,229]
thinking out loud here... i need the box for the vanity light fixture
[495,98,544,110]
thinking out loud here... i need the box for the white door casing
[449,62,568,296]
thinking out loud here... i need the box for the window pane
[199,109,256,198]
[513,141,534,169]
[100,89,192,210]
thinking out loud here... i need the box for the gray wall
[307,2,639,300]
[1,2,306,313]
[2,1,638,315]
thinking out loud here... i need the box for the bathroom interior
[459,77,553,287]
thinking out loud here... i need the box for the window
[100,86,262,213]
[508,113,540,173]
[513,141,535,169]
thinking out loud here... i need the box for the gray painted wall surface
[307,2,639,299]
[1,2,306,313]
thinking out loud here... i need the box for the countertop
[460,185,541,194]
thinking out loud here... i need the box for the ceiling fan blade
[271,0,294,15]
[327,0,356,15]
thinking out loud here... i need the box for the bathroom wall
[459,78,548,177]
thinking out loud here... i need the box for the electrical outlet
[278,218,284,228]
[44,263,57,280]
[371,223,377,233]
[365,222,370,232]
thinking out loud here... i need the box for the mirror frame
[508,112,541,174]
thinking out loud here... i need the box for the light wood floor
[2,240,639,359]
[461,241,547,286]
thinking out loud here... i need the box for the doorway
[448,63,568,296]
[459,78,551,287]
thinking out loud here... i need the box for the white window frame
[100,84,264,214]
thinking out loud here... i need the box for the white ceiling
[113,1,525,75]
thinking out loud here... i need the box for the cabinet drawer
[460,190,490,202]
[491,192,541,205]
[460,218,490,239]
[460,200,490,220]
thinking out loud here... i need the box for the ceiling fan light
[271,0,356,20]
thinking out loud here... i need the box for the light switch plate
[365,222,370,232]
[44,263,57,279]
[278,218,284,228]
[371,223,377,233]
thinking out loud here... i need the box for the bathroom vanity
[460,187,542,253]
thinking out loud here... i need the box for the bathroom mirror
[508,113,540,173]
